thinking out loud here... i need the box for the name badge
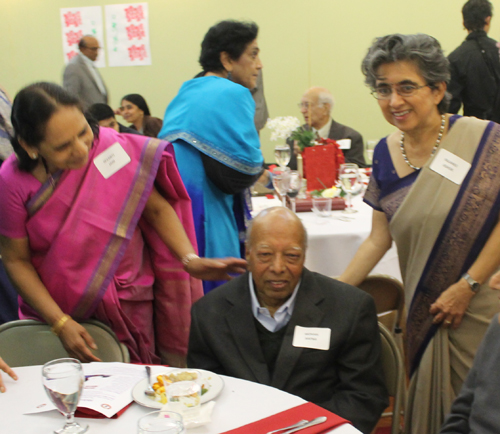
[94,142,131,179]
[292,326,331,350]
[336,139,351,150]
[429,148,471,185]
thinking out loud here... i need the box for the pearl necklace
[400,114,446,171]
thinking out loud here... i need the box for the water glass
[272,167,291,207]
[42,358,88,434]
[166,381,201,422]
[312,197,332,218]
[138,411,185,434]
[287,170,302,213]
[274,144,291,168]
[339,163,361,214]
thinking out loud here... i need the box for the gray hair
[318,91,334,113]
[246,207,308,250]
[361,33,451,114]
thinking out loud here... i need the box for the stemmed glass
[274,144,291,169]
[42,358,88,434]
[272,167,291,207]
[339,163,361,214]
[287,170,302,213]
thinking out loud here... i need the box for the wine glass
[42,358,88,434]
[339,163,361,214]
[287,170,302,213]
[272,167,291,207]
[274,144,291,169]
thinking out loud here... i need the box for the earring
[227,71,232,81]
[31,153,38,160]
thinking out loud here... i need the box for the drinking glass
[312,197,332,218]
[339,163,361,214]
[42,358,88,434]
[166,381,201,422]
[138,410,185,434]
[287,170,302,213]
[272,167,291,207]
[274,144,291,169]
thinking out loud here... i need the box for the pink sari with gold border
[20,128,203,363]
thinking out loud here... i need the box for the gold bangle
[181,253,199,269]
[51,314,71,336]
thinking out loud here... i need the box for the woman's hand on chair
[429,280,475,329]
[59,320,101,363]
[0,356,17,393]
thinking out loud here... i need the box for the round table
[252,196,401,281]
[1,365,361,434]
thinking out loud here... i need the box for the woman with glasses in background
[339,34,500,433]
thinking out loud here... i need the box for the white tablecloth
[1,365,361,434]
[252,196,402,281]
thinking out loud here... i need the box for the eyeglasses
[371,83,431,100]
[297,102,324,109]
[84,47,101,51]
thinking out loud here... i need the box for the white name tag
[336,139,351,150]
[292,326,331,350]
[93,142,131,179]
[429,148,471,185]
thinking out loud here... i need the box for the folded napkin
[75,403,132,419]
[221,402,350,434]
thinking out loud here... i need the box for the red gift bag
[303,140,344,191]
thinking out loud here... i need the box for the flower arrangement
[266,116,301,141]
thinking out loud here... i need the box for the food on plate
[150,370,208,403]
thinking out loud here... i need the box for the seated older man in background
[188,207,388,434]
[288,87,367,169]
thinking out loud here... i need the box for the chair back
[358,274,404,335]
[379,322,405,434]
[0,319,130,366]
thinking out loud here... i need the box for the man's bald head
[79,35,100,61]
[247,207,307,251]
[300,87,334,129]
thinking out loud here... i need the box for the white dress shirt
[249,273,300,332]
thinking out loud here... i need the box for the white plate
[132,368,224,409]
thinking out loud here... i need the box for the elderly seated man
[187,207,388,434]
[288,87,367,169]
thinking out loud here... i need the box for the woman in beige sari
[339,34,500,433]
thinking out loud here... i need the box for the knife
[281,416,327,434]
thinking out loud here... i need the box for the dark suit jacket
[63,54,108,110]
[188,269,388,434]
[287,120,367,169]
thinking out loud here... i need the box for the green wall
[2,0,498,161]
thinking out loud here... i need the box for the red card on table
[221,401,350,434]
[303,145,339,191]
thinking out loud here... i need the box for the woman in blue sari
[160,20,265,293]
[339,34,500,433]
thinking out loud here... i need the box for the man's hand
[0,356,17,393]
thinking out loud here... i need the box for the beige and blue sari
[365,115,500,433]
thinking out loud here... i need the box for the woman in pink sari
[0,82,246,365]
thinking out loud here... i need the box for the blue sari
[159,77,263,292]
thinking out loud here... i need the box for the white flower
[266,116,301,141]
[321,187,339,198]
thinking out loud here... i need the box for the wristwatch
[462,273,480,293]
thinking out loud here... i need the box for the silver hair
[317,91,334,113]
[246,207,308,250]
[361,33,451,114]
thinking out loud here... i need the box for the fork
[265,420,308,434]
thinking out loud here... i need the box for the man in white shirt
[63,35,108,110]
[288,87,367,168]
[188,207,387,434]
